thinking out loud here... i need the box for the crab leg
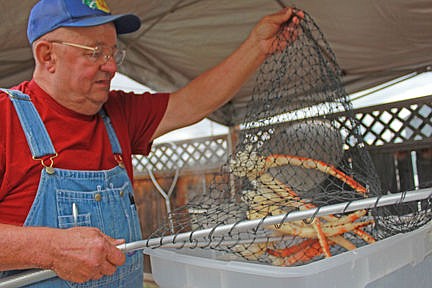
[267,239,318,257]
[352,228,376,244]
[328,235,357,250]
[273,219,375,238]
[268,234,359,267]
[312,218,331,257]
[284,242,322,265]
[265,154,368,194]
[267,239,323,266]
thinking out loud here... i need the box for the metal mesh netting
[148,11,432,266]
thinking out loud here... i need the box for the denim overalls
[0,89,143,287]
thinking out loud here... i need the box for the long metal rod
[128,188,432,250]
[1,188,431,288]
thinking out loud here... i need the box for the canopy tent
[1,0,431,126]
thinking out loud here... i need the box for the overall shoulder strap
[98,108,123,155]
[98,108,125,167]
[1,88,56,158]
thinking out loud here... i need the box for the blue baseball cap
[27,0,141,44]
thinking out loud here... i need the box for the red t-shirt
[0,80,169,225]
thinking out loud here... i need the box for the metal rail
[1,188,431,288]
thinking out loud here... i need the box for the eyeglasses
[50,40,126,66]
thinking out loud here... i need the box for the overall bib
[0,89,143,287]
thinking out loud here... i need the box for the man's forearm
[0,224,55,271]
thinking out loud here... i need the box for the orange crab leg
[265,154,368,194]
[352,228,376,244]
[328,235,357,251]
[273,219,375,238]
[312,218,331,257]
[284,242,323,265]
[283,240,324,266]
[325,219,375,235]
[267,239,318,257]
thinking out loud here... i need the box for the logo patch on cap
[82,0,111,13]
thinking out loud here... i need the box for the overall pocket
[58,213,92,228]
[55,190,98,229]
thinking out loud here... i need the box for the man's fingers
[101,260,118,276]
[275,7,304,26]
[279,7,294,21]
[292,9,305,21]
[104,239,127,266]
[101,234,126,265]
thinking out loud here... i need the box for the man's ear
[34,40,56,73]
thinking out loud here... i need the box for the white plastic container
[146,222,432,288]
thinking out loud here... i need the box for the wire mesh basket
[148,10,432,267]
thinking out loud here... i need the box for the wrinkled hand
[47,227,126,283]
[251,7,304,55]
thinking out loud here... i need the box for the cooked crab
[229,148,375,265]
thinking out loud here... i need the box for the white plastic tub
[145,222,432,288]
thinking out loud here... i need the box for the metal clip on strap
[114,154,125,168]
[32,153,58,174]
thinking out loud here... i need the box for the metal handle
[0,270,56,288]
[0,243,135,288]
[1,188,431,287]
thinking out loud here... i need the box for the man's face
[47,23,119,114]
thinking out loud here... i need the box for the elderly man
[0,0,301,286]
